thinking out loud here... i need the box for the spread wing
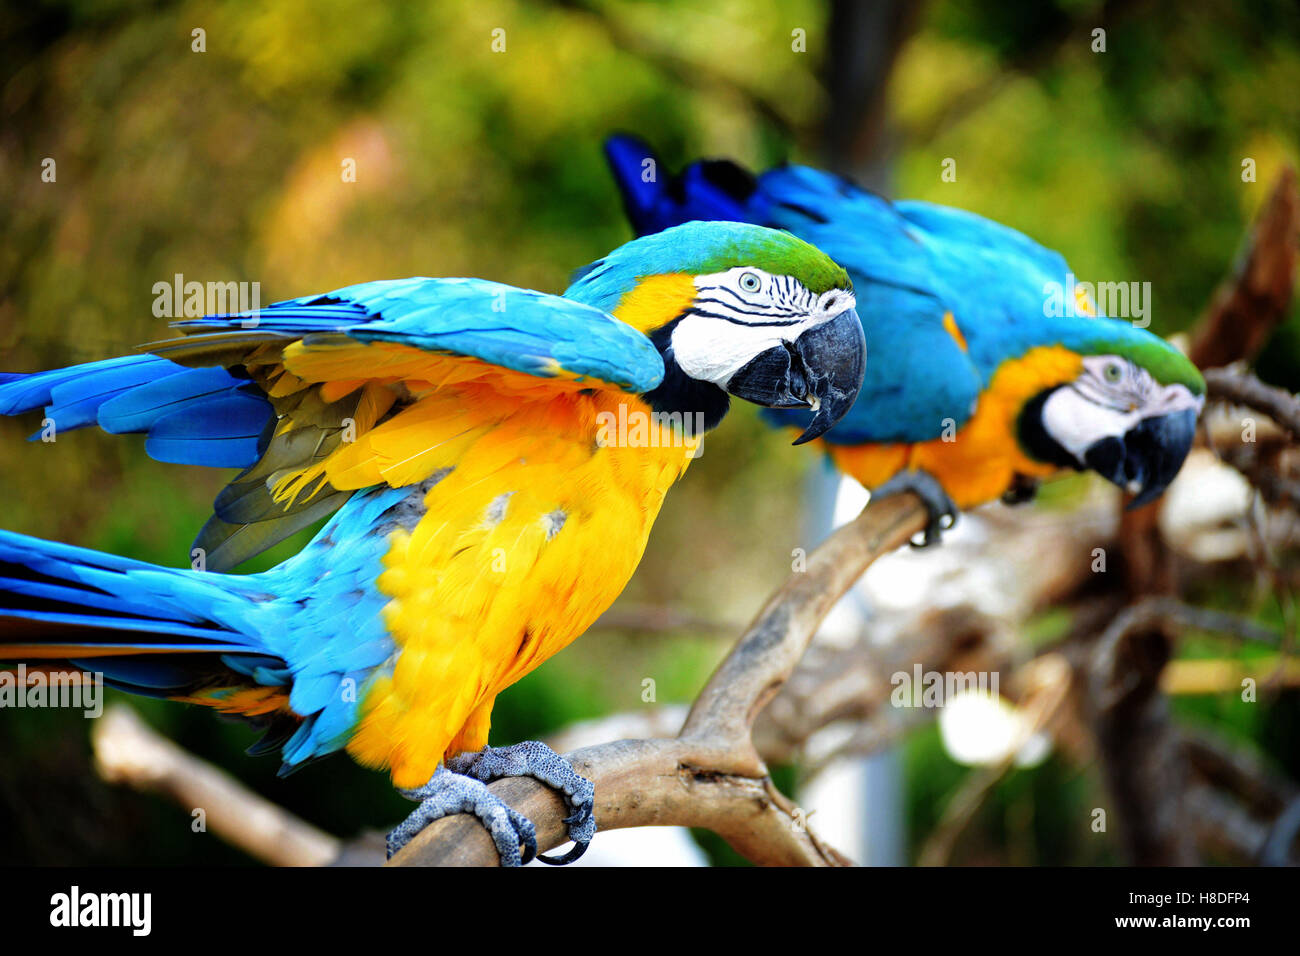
[1,277,663,570]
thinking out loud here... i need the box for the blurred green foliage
[1,0,1298,864]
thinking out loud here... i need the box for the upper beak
[724,307,866,444]
[1082,407,1198,509]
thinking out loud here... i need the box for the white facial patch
[1043,354,1203,461]
[670,267,855,387]
[1041,387,1140,460]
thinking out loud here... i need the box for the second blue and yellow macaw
[605,135,1205,543]
[0,221,865,864]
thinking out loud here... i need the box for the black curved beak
[724,307,866,445]
[1083,407,1198,509]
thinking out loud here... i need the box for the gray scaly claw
[448,741,596,865]
[872,469,959,548]
[387,765,538,866]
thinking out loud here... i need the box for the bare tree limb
[758,491,1119,773]
[1095,597,1280,665]
[1184,728,1296,819]
[1086,164,1299,865]
[1189,166,1299,370]
[1259,796,1300,865]
[1206,367,1300,441]
[1186,786,1276,861]
[1181,728,1299,864]
[92,703,342,867]
[387,493,928,867]
[1086,597,1283,864]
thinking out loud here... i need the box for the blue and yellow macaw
[605,135,1205,543]
[0,221,865,864]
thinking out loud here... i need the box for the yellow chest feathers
[827,346,1084,510]
[347,388,699,786]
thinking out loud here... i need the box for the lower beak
[724,307,866,444]
[1083,407,1198,509]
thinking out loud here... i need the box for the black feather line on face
[1018,386,1081,469]
[639,317,730,432]
[682,305,806,327]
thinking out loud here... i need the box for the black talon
[873,468,959,548]
[518,830,538,866]
[537,841,591,866]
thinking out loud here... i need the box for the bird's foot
[447,741,596,865]
[873,469,959,548]
[387,765,537,866]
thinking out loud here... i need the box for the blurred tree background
[1,0,1297,864]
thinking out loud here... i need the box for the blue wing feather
[96,366,257,433]
[171,276,665,394]
[2,277,665,478]
[0,355,273,468]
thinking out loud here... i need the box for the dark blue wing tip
[604,131,655,163]
[603,133,665,226]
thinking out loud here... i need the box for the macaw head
[1019,336,1205,507]
[567,221,865,443]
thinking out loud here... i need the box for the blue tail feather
[0,528,271,660]
[0,354,272,469]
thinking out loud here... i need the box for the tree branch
[92,703,342,867]
[1205,367,1300,441]
[1189,166,1299,370]
[387,493,928,866]
[1087,164,1299,864]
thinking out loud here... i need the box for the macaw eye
[1103,362,1123,384]
[738,271,762,293]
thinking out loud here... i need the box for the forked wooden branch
[387,493,928,867]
